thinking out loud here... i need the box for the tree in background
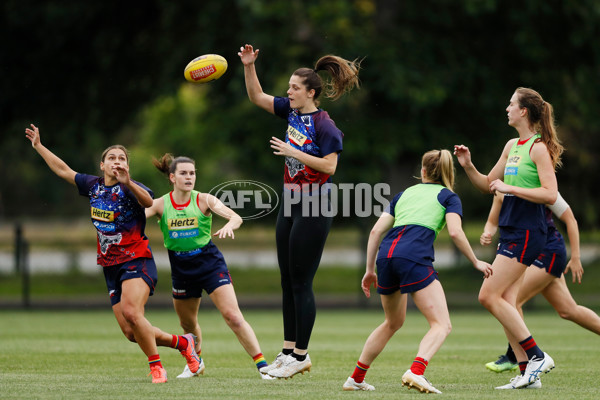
[2,0,600,228]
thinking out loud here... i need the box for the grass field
[0,309,598,399]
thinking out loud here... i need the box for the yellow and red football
[183,54,227,83]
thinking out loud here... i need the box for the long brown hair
[515,87,563,169]
[292,55,361,106]
[421,149,455,191]
[152,153,195,183]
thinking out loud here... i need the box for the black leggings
[275,198,332,350]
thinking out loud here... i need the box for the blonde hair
[421,149,455,191]
[515,87,563,169]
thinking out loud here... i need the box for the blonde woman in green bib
[146,153,273,380]
[454,87,563,389]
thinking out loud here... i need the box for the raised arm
[238,44,275,114]
[446,213,493,278]
[454,141,512,194]
[25,124,77,185]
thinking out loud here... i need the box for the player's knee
[222,309,245,330]
[122,328,136,342]
[442,320,452,337]
[556,308,572,320]
[478,291,493,309]
[386,317,405,332]
[121,305,142,326]
[179,319,197,333]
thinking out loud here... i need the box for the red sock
[519,361,527,375]
[148,354,162,369]
[410,357,428,375]
[171,334,189,351]
[350,361,370,383]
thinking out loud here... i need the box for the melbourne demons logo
[286,156,305,179]
[98,231,122,254]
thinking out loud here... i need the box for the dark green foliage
[2,0,600,227]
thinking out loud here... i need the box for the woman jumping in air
[238,43,360,379]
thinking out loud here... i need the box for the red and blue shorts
[168,242,232,299]
[375,257,438,295]
[103,257,158,306]
[532,231,567,278]
[496,227,546,267]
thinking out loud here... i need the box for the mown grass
[0,309,598,399]
[3,260,600,310]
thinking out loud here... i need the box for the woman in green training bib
[342,149,492,394]
[145,153,272,380]
[454,87,563,389]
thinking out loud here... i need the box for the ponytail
[421,149,455,191]
[515,87,563,169]
[293,55,361,106]
[314,55,361,101]
[152,153,195,183]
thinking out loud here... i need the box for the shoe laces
[282,355,297,366]
[529,354,543,362]
[148,366,165,378]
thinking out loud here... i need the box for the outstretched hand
[238,44,259,66]
[25,124,41,148]
[213,220,239,239]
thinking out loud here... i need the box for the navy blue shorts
[375,257,438,295]
[103,257,158,306]
[532,230,567,278]
[169,241,232,299]
[497,227,546,266]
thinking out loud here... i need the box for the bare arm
[453,141,511,194]
[203,194,243,239]
[489,141,558,204]
[123,179,154,208]
[270,136,339,175]
[238,44,275,114]
[480,193,503,246]
[558,207,583,283]
[25,124,77,185]
[446,213,493,277]
[145,197,165,220]
[362,213,395,298]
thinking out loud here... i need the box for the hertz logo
[287,126,307,146]
[168,218,198,230]
[91,207,114,222]
[507,155,521,165]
